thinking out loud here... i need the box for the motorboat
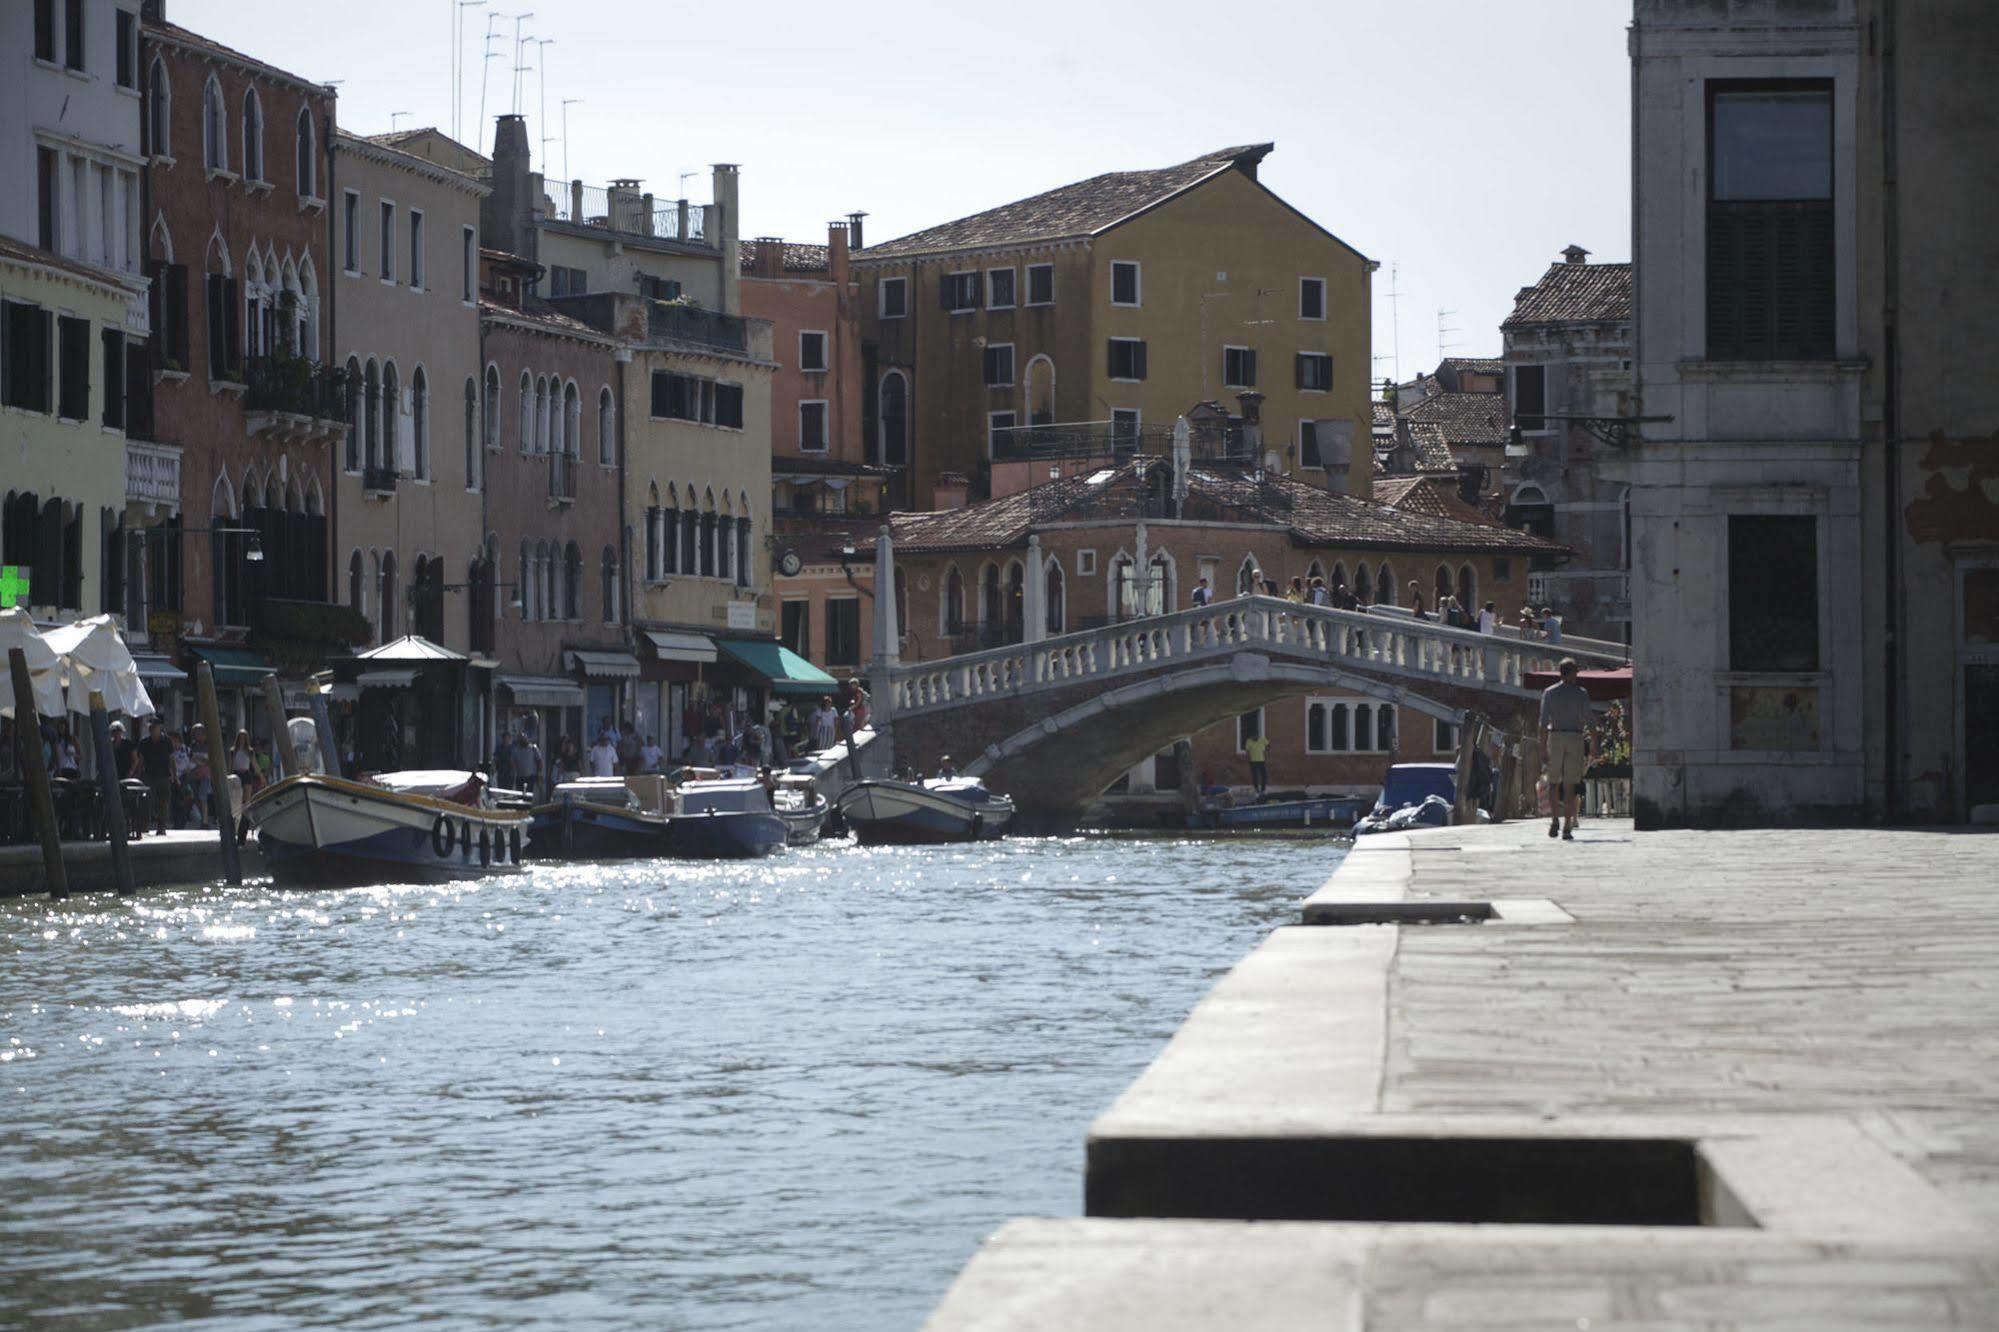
[1184,793,1371,831]
[771,774,830,845]
[673,775,788,858]
[527,772,786,861]
[835,777,1014,846]
[244,769,531,886]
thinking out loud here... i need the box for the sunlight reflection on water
[0,832,1341,1330]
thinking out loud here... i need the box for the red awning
[1523,667,1632,701]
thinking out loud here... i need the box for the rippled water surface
[0,833,1341,1330]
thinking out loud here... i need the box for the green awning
[187,645,276,685]
[714,639,840,697]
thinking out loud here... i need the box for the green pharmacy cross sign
[0,565,27,609]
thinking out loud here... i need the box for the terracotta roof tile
[1405,421,1461,472]
[1503,261,1633,327]
[144,18,330,93]
[1403,392,1510,447]
[1372,474,1489,524]
[740,239,832,275]
[858,145,1273,261]
[889,462,1561,557]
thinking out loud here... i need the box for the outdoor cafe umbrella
[40,614,156,718]
[0,607,66,719]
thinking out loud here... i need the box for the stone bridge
[872,593,1630,817]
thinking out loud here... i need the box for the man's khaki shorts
[1545,731,1587,786]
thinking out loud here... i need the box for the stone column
[1133,521,1149,617]
[872,526,899,728]
[1024,534,1045,645]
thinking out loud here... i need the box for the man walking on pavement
[1538,657,1594,841]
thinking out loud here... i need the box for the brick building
[141,11,347,721]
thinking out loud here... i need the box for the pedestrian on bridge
[1191,577,1212,607]
[1408,581,1428,620]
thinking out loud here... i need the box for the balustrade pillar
[1024,534,1045,648]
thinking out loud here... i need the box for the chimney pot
[847,211,867,252]
[1562,243,1590,265]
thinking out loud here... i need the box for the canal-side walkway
[0,829,260,897]
[926,820,1999,1328]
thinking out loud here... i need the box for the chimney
[141,0,164,19]
[1235,390,1265,461]
[828,220,850,286]
[846,211,867,252]
[933,470,969,511]
[751,236,784,280]
[485,114,535,261]
[1562,243,1590,265]
[713,163,741,315]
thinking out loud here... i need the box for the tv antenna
[1436,307,1460,362]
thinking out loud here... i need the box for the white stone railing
[887,596,1630,719]
[125,439,181,505]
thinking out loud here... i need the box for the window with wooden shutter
[1706,82,1835,361]
[57,316,89,420]
[4,301,54,413]
[1296,352,1332,391]
[1223,346,1257,389]
[100,329,125,429]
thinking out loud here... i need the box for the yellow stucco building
[854,144,1374,507]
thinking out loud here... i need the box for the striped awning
[497,674,586,709]
[565,649,641,679]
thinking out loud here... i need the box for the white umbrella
[0,607,66,719]
[41,614,156,718]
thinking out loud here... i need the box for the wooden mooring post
[87,689,136,896]
[8,647,67,899]
[259,676,293,780]
[195,662,242,886]
[306,688,342,775]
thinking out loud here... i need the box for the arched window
[1044,559,1065,634]
[411,366,429,480]
[535,376,550,455]
[379,550,398,641]
[717,496,734,584]
[202,75,226,172]
[146,58,171,158]
[1025,355,1056,426]
[518,541,532,620]
[347,549,365,615]
[1237,555,1259,596]
[362,359,381,470]
[517,371,532,452]
[1435,564,1453,604]
[1306,559,1325,590]
[541,540,557,619]
[1375,562,1394,606]
[676,486,695,574]
[483,365,501,451]
[381,361,400,472]
[943,565,965,634]
[1457,564,1476,610]
[296,259,318,358]
[895,566,909,642]
[563,542,581,620]
[1331,561,1347,593]
[597,386,615,464]
[643,483,661,581]
[1354,561,1371,604]
[1005,561,1026,642]
[735,503,752,590]
[600,546,619,624]
[980,563,1002,631]
[295,107,316,197]
[1146,551,1174,615]
[343,355,362,472]
[878,370,909,466]
[563,381,581,459]
[241,87,264,182]
[463,377,479,490]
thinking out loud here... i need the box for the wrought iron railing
[989,419,1254,464]
[541,179,708,244]
[646,303,748,352]
[245,354,350,421]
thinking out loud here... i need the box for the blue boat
[526,775,785,861]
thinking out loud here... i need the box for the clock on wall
[778,550,803,577]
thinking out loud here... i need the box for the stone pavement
[924,820,1999,1329]
[0,827,261,896]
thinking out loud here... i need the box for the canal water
[0,833,1340,1330]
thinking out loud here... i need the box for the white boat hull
[245,775,531,886]
[835,780,1013,845]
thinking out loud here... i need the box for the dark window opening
[1027,264,1054,305]
[799,330,827,372]
[64,0,85,71]
[37,147,58,252]
[1296,352,1332,392]
[982,343,1013,387]
[799,401,827,451]
[1728,514,1819,671]
[941,271,981,311]
[987,268,1015,309]
[1224,346,1257,389]
[1300,277,1325,319]
[1706,81,1835,361]
[3,301,54,413]
[1513,364,1546,431]
[781,600,809,657]
[826,598,860,667]
[1111,261,1139,305]
[879,277,907,318]
[56,315,89,420]
[1107,338,1147,381]
[115,10,135,88]
[100,329,125,429]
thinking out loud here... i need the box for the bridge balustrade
[887,596,1629,717]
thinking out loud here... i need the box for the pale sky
[173,0,1633,378]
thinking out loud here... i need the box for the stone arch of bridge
[955,656,1477,816]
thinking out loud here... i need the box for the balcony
[245,354,351,447]
[989,418,1253,465]
[362,465,398,498]
[540,178,711,246]
[646,303,749,354]
[548,451,576,506]
[125,438,181,507]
